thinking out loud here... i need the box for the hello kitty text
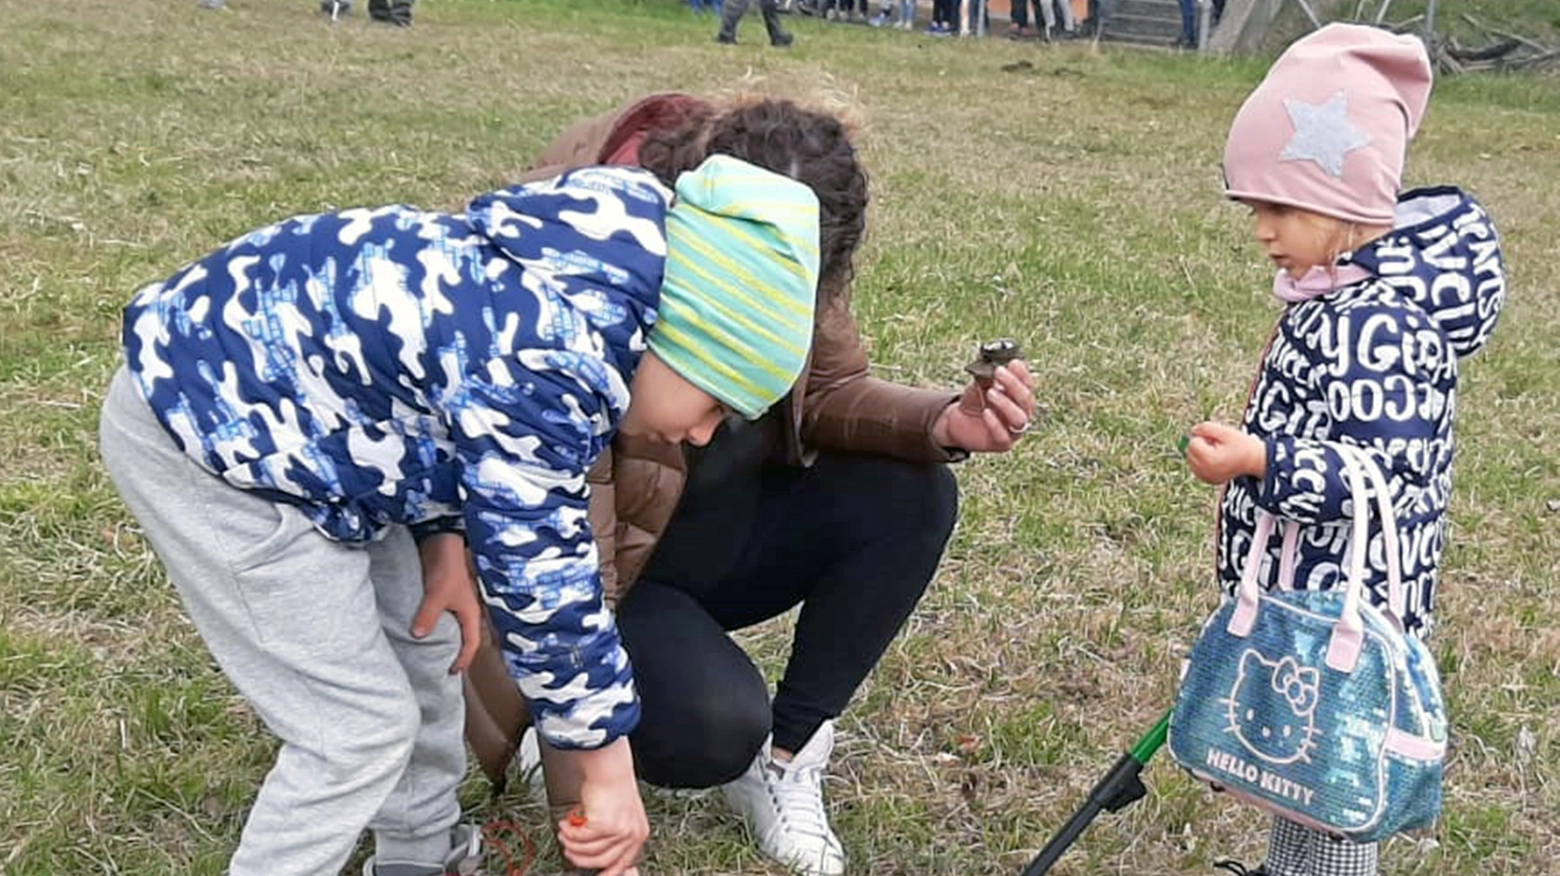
[1204,749,1317,806]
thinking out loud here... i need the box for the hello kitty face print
[1226,651,1322,764]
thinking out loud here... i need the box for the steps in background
[1101,0,1184,46]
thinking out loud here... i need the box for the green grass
[2,0,1558,873]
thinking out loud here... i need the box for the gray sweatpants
[100,368,466,876]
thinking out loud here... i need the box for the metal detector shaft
[1018,710,1171,876]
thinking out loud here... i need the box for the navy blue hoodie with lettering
[1217,187,1506,637]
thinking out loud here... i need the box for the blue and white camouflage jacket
[1218,187,1506,638]
[123,166,675,749]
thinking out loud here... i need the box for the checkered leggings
[1264,817,1379,876]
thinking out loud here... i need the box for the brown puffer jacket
[464,93,961,785]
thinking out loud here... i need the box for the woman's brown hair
[638,97,868,306]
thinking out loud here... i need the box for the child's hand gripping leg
[413,532,484,674]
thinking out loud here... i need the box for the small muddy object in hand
[965,338,1023,384]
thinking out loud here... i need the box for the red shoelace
[480,818,538,876]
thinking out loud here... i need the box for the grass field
[2,0,1558,873]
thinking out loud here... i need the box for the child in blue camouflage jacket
[1183,25,1505,876]
[100,156,820,876]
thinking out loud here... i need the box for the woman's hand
[1185,421,1267,485]
[555,737,650,876]
[932,360,1038,453]
[413,532,483,674]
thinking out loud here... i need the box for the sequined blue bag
[1168,450,1446,842]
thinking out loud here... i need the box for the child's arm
[449,351,639,752]
[452,354,650,874]
[1248,300,1453,524]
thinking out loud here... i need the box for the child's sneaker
[363,823,484,876]
[1213,862,1267,876]
[721,721,845,876]
[516,726,547,801]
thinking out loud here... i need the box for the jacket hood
[1349,186,1506,358]
[464,166,671,376]
[597,92,710,167]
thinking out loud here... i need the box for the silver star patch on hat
[1280,90,1370,179]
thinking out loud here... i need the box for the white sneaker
[721,721,846,876]
[516,726,546,800]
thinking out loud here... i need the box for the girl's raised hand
[1186,421,1267,485]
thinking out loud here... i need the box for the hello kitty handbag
[1167,448,1447,842]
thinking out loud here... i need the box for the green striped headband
[649,155,821,419]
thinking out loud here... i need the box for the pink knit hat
[1223,24,1433,225]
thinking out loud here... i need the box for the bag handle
[1341,446,1407,626]
[1228,506,1301,634]
[1326,447,1408,669]
[1227,509,1274,636]
[1276,520,1299,591]
[1325,451,1370,671]
[1228,445,1406,663]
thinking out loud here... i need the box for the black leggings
[616,453,958,789]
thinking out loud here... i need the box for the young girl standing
[1183,25,1506,876]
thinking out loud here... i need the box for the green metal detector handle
[1018,709,1173,876]
[1129,709,1171,766]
